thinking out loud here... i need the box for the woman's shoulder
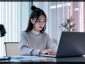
[20,31,29,36]
[42,32,49,37]
[42,32,51,39]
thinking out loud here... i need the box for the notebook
[39,32,85,58]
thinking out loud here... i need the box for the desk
[0,56,85,62]
[0,56,56,62]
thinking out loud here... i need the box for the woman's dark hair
[25,6,47,33]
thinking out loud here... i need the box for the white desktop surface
[9,56,56,62]
[0,55,85,62]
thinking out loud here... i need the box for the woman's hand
[40,49,56,55]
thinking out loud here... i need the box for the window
[0,2,32,57]
[33,2,85,45]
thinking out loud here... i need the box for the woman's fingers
[47,49,56,54]
[40,49,56,55]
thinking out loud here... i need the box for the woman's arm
[19,32,41,56]
[46,33,58,54]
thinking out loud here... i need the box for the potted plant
[60,16,75,32]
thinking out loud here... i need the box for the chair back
[4,42,20,56]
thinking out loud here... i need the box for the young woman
[19,6,58,56]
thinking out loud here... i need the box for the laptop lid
[56,32,85,58]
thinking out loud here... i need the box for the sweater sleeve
[46,33,58,52]
[19,31,41,56]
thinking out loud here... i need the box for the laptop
[39,32,85,58]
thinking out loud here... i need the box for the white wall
[21,2,31,31]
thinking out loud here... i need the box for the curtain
[0,2,32,57]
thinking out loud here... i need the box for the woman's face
[31,15,46,32]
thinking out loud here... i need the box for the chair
[4,42,20,56]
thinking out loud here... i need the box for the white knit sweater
[19,29,57,56]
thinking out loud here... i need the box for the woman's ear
[31,19,35,24]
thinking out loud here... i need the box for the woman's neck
[33,28,40,32]
[31,29,40,36]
